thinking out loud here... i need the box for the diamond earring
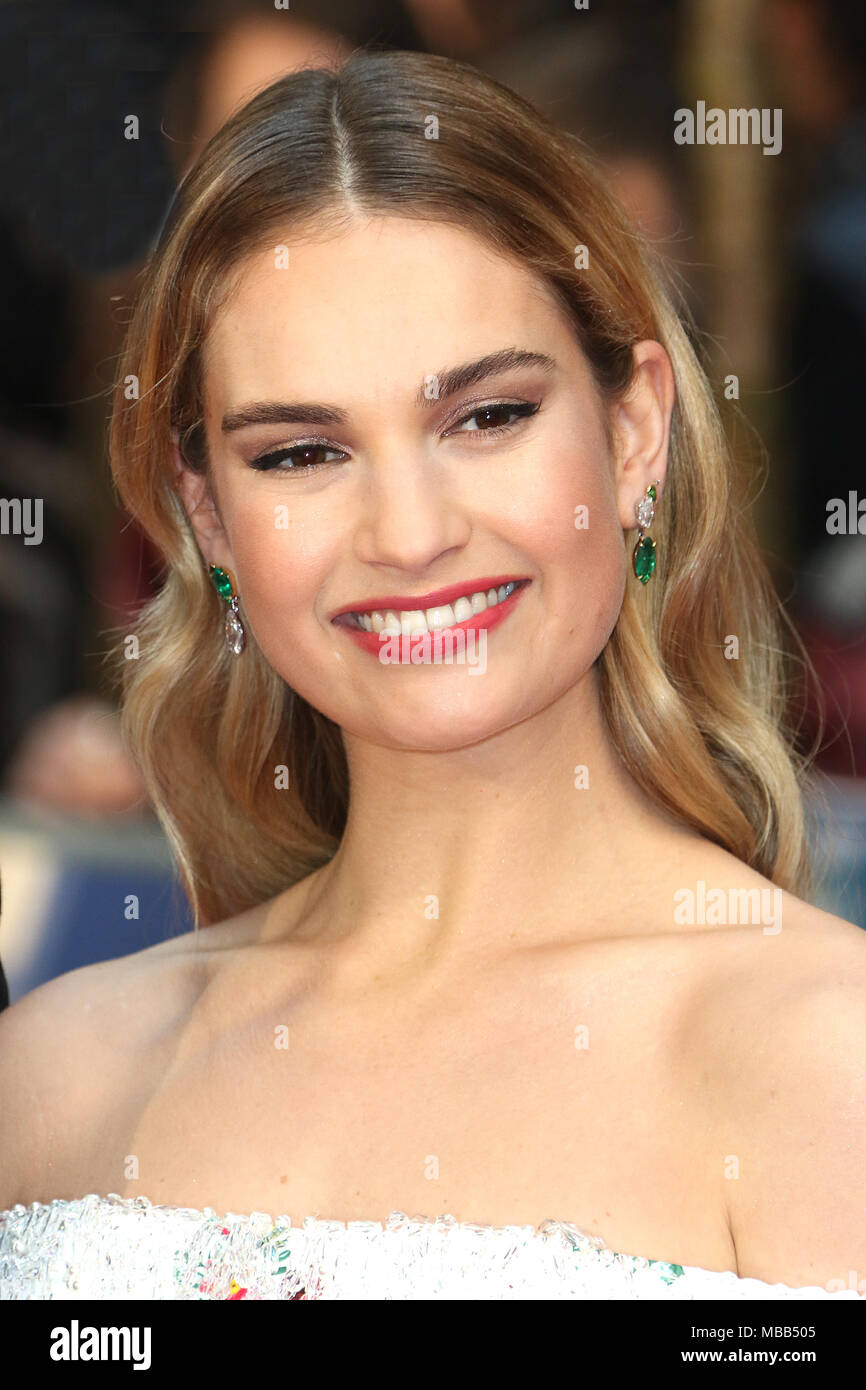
[632,481,660,585]
[208,563,246,655]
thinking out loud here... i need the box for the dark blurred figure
[0,212,145,814]
[763,0,866,776]
[0,213,86,778]
[480,5,694,307]
[0,0,185,814]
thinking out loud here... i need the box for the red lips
[334,579,530,655]
[330,576,529,623]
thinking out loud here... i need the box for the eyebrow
[219,348,557,434]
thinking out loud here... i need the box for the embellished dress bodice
[0,1194,861,1300]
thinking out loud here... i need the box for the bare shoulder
[687,885,866,1039]
[0,937,212,1213]
[664,834,866,1014]
[0,887,310,1212]
[684,884,866,1289]
[680,859,866,1087]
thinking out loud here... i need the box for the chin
[354,688,538,752]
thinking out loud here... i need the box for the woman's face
[182,215,670,749]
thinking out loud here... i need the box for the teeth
[354,582,519,633]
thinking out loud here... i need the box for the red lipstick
[333,579,530,656]
[331,576,528,623]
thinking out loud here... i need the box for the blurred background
[0,0,864,1005]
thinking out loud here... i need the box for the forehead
[202,216,577,407]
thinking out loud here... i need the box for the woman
[1,48,864,1301]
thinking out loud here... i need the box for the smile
[332,578,531,652]
[344,580,529,634]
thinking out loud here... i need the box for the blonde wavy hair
[108,47,821,927]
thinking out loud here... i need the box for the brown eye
[448,400,540,437]
[249,442,345,472]
[475,406,518,428]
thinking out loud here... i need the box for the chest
[101,956,736,1272]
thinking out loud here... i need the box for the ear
[171,431,235,572]
[609,341,674,530]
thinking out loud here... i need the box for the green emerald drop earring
[208,563,246,655]
[632,481,661,585]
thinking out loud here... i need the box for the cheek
[545,505,626,655]
[517,438,626,650]
[225,496,337,651]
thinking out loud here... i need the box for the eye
[248,441,347,473]
[445,400,540,440]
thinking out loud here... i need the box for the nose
[352,447,471,574]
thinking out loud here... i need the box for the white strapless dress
[1,1194,862,1299]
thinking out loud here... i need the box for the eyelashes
[250,441,345,473]
[247,399,541,473]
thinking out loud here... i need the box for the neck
[280,665,701,984]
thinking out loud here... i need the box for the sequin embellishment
[0,1194,861,1301]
